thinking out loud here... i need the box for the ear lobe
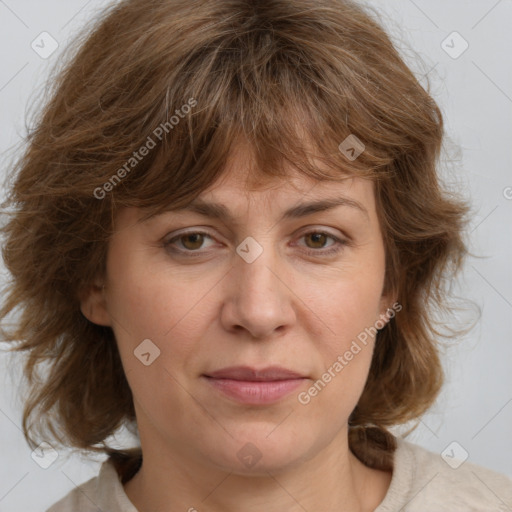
[79,281,112,327]
[377,293,399,327]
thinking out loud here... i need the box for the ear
[377,290,400,327]
[79,280,112,327]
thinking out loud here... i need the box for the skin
[81,143,395,512]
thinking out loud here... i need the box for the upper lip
[204,366,305,381]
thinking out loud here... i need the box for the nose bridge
[234,233,281,301]
[236,235,275,289]
[221,234,294,338]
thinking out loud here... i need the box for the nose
[219,240,296,340]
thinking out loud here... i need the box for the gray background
[0,0,511,510]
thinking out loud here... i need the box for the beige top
[47,437,512,511]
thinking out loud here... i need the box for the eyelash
[163,230,349,258]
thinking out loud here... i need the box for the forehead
[129,138,379,229]
[196,151,375,214]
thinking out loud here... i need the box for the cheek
[299,260,386,408]
[296,277,382,416]
[103,250,218,414]
[105,247,213,339]
[314,264,385,347]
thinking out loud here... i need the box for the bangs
[85,3,401,220]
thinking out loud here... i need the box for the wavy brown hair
[1,0,469,475]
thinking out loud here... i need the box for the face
[82,144,394,475]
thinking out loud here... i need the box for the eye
[295,230,348,257]
[163,228,349,258]
[164,231,215,254]
[303,232,334,249]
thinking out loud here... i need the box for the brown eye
[304,232,330,249]
[179,233,205,250]
[164,231,215,255]
[295,230,348,257]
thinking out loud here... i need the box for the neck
[123,425,391,512]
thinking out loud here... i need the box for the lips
[203,366,307,405]
[204,365,305,381]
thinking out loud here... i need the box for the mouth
[202,366,308,405]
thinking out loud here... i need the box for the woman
[1,0,511,510]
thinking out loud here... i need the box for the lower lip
[204,377,305,404]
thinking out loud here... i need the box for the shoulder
[376,437,512,512]
[46,459,138,512]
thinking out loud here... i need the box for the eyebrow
[168,196,369,223]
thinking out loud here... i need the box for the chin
[199,425,319,475]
